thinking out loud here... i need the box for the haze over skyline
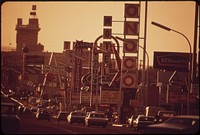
[1,1,197,66]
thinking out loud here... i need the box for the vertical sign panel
[104,16,112,26]
[124,21,139,35]
[123,39,138,53]
[124,4,140,18]
[103,29,112,39]
[74,48,82,92]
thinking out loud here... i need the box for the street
[18,112,140,134]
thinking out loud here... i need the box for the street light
[151,21,192,115]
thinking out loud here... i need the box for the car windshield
[165,117,198,126]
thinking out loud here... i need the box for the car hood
[148,123,190,130]
[144,123,198,134]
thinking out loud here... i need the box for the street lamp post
[151,21,192,115]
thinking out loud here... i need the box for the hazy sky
[1,1,197,66]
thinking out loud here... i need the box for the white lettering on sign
[42,65,65,75]
[102,66,110,77]
[101,91,120,104]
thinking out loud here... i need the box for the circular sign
[124,43,137,52]
[123,75,135,87]
[124,57,135,69]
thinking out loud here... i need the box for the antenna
[30,5,37,18]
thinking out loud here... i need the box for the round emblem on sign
[124,43,136,52]
[124,57,135,69]
[125,4,139,18]
[123,75,134,87]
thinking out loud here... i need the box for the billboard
[153,52,190,72]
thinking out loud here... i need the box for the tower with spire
[15,5,44,52]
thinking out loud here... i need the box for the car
[18,105,27,115]
[133,115,155,131]
[67,110,86,125]
[57,111,69,122]
[85,111,109,128]
[30,106,38,113]
[36,109,50,121]
[155,110,176,123]
[1,102,21,134]
[127,115,136,127]
[144,115,199,134]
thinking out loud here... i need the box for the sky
[1,1,198,66]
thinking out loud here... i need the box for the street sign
[124,21,139,35]
[124,4,140,18]
[101,91,119,104]
[123,39,138,53]
[42,65,65,75]
[104,16,112,26]
[153,51,190,71]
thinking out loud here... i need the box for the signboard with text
[154,52,190,72]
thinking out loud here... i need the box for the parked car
[30,106,38,113]
[155,110,176,123]
[18,105,28,115]
[36,109,50,121]
[85,111,109,128]
[67,110,86,125]
[127,115,136,127]
[133,115,155,131]
[57,111,69,122]
[1,102,21,134]
[144,115,199,134]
